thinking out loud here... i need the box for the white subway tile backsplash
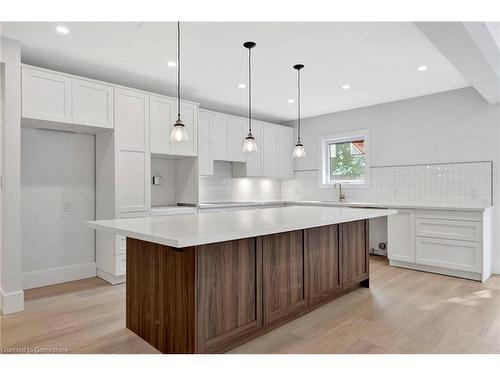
[199,161,282,202]
[281,162,492,208]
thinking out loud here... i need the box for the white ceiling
[2,22,469,123]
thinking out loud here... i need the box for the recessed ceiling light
[288,99,294,103]
[238,83,246,89]
[417,65,428,71]
[341,84,351,90]
[167,61,177,68]
[56,26,69,34]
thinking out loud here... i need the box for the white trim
[0,289,24,315]
[21,263,97,290]
[318,129,370,189]
[96,268,126,285]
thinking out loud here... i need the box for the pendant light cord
[248,46,252,134]
[297,68,301,142]
[177,21,181,119]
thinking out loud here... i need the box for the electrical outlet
[63,202,71,213]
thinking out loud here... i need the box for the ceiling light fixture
[242,41,258,154]
[292,64,306,158]
[56,26,69,34]
[170,21,189,143]
[341,84,351,90]
[238,83,246,89]
[167,61,176,68]
[288,99,294,104]
[417,65,428,71]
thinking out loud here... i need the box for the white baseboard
[389,260,482,281]
[0,289,25,315]
[96,269,126,285]
[22,262,97,290]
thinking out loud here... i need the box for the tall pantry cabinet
[96,87,151,284]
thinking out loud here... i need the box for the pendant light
[242,41,258,153]
[292,64,306,158]
[170,21,189,143]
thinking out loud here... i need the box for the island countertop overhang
[87,206,397,248]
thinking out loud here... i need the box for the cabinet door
[115,88,150,212]
[212,113,228,160]
[227,117,246,162]
[341,220,369,286]
[416,237,482,273]
[245,121,263,176]
[262,124,278,177]
[262,230,306,325]
[276,126,294,178]
[22,67,72,123]
[197,238,262,353]
[305,225,341,305]
[387,210,416,263]
[198,111,213,176]
[149,95,175,155]
[72,78,113,128]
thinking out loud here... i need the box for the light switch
[152,175,163,185]
[63,202,71,213]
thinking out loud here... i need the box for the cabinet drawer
[416,237,482,273]
[416,219,482,242]
[115,254,126,276]
[115,235,127,255]
[415,209,482,222]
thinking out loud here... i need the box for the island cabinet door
[196,238,262,353]
[262,230,307,325]
[340,220,369,288]
[305,224,342,306]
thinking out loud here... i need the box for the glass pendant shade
[242,133,258,153]
[170,118,189,143]
[292,142,306,158]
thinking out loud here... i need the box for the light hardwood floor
[1,257,500,354]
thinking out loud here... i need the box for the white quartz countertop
[199,200,492,212]
[87,206,397,248]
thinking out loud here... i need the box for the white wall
[151,157,176,207]
[21,128,96,289]
[285,87,500,272]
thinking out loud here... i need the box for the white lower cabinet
[388,208,493,281]
[387,209,415,263]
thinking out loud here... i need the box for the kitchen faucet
[333,182,346,202]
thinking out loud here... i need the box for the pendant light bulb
[242,133,258,153]
[292,64,306,158]
[242,41,258,153]
[293,142,306,158]
[170,21,189,143]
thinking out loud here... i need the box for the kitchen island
[88,206,397,354]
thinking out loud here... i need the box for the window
[319,130,369,187]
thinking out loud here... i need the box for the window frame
[318,130,370,188]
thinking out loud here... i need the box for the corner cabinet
[149,94,199,157]
[22,65,114,132]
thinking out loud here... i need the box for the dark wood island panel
[126,220,369,354]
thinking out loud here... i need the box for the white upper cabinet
[198,110,213,176]
[227,116,246,162]
[114,88,150,213]
[72,78,114,128]
[150,95,176,155]
[115,88,149,150]
[22,66,114,131]
[149,95,198,157]
[263,124,278,177]
[276,125,294,178]
[22,66,72,123]
[245,121,263,176]
[212,113,229,161]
